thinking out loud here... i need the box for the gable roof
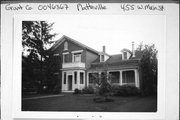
[106,54,122,63]
[92,50,142,64]
[49,35,99,54]
[106,51,142,64]
[88,59,140,71]
[89,50,143,71]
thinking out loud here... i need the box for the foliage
[73,88,82,94]
[22,21,56,59]
[136,43,158,96]
[92,71,113,102]
[98,72,112,96]
[82,86,94,94]
[111,85,141,96]
[22,21,57,95]
[52,85,61,94]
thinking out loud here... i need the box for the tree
[136,43,158,95]
[22,21,56,61]
[92,63,113,102]
[22,21,57,94]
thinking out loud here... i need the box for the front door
[68,75,72,90]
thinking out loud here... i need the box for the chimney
[132,42,135,57]
[103,46,106,53]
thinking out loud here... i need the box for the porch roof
[88,59,140,72]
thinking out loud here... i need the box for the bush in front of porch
[73,86,95,94]
[111,85,141,96]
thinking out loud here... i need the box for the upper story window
[64,41,68,51]
[101,55,104,62]
[73,53,81,62]
[123,52,127,60]
[72,50,83,63]
[63,52,69,63]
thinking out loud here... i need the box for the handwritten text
[5,4,32,10]
[121,4,165,12]
[38,4,69,10]
[77,3,107,11]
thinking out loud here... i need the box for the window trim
[109,71,120,83]
[64,41,68,51]
[80,72,84,84]
[71,50,83,63]
[122,70,135,84]
[74,71,77,84]
[63,72,66,84]
[101,55,105,62]
[73,53,81,63]
[71,50,83,54]
[123,52,127,60]
[63,52,69,63]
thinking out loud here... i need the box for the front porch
[87,69,140,88]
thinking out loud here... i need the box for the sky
[49,15,165,55]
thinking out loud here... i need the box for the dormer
[121,48,132,60]
[99,46,110,62]
[121,42,136,60]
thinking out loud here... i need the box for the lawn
[22,93,157,112]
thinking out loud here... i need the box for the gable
[52,39,84,55]
[49,35,99,55]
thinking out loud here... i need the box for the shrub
[112,85,141,96]
[98,79,112,96]
[73,88,82,94]
[82,86,94,94]
[52,85,61,94]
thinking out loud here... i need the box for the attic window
[64,42,68,51]
[123,52,127,60]
[101,55,105,62]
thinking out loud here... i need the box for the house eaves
[49,35,99,55]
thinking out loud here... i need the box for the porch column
[119,70,123,86]
[62,71,64,91]
[83,71,85,86]
[87,72,89,87]
[72,72,74,90]
[98,72,101,86]
[134,69,139,88]
[66,72,68,91]
[77,71,80,89]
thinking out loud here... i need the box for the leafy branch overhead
[22,21,57,60]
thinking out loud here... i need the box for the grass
[22,93,157,112]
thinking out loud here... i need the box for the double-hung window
[63,52,69,63]
[74,72,77,84]
[123,52,127,60]
[80,72,84,84]
[122,71,135,84]
[64,72,66,84]
[73,53,81,62]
